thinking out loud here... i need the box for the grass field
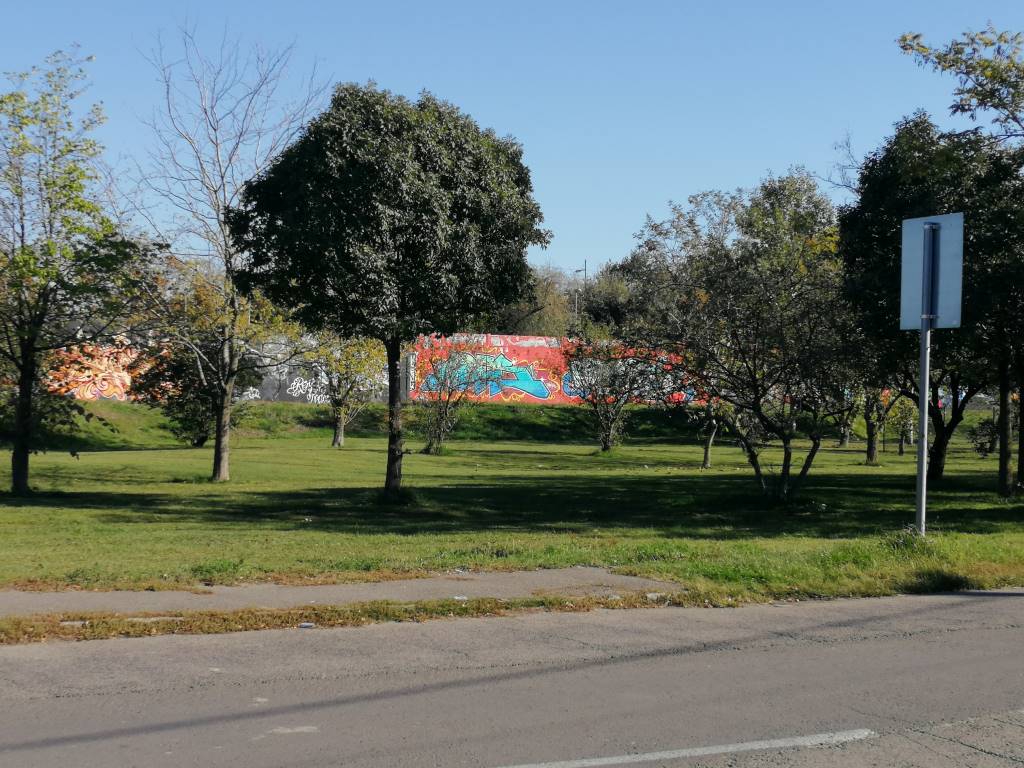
[1,402,1022,601]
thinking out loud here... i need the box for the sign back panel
[900,212,964,330]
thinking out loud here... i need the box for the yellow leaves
[804,227,838,256]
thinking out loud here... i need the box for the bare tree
[564,340,654,452]
[416,338,496,455]
[135,28,324,481]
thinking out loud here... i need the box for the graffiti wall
[49,335,694,408]
[47,344,138,401]
[408,334,580,404]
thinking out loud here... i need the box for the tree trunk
[211,385,233,482]
[332,410,345,448]
[746,444,765,492]
[997,359,1012,497]
[10,356,36,496]
[778,438,793,501]
[839,421,851,448]
[792,435,822,497]
[1015,357,1024,494]
[1017,376,1023,494]
[898,432,906,456]
[865,426,879,465]
[926,387,969,483]
[928,427,950,482]
[600,432,614,452]
[863,393,879,466]
[701,415,718,470]
[383,338,404,497]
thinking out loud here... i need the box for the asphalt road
[1,589,1022,767]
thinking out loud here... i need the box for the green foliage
[302,333,386,447]
[900,25,1024,140]
[229,83,549,345]
[131,344,262,448]
[0,374,83,449]
[620,173,857,499]
[467,264,574,337]
[228,82,550,491]
[0,49,154,492]
[839,114,1024,479]
[967,417,1000,458]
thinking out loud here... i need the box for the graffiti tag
[287,376,331,405]
[423,353,552,400]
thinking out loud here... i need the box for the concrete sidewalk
[0,567,677,618]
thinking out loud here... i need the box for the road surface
[1,589,1022,767]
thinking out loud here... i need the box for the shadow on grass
[4,467,1021,541]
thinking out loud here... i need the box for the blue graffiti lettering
[423,353,551,400]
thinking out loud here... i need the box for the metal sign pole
[915,223,938,536]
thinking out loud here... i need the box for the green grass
[1,400,1022,601]
[48,400,698,452]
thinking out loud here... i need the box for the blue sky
[4,1,1022,271]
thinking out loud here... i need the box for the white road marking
[252,725,320,741]
[492,729,876,768]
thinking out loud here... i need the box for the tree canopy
[228,83,549,493]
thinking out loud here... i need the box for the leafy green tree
[131,336,263,449]
[622,175,857,500]
[228,84,549,495]
[888,396,917,456]
[839,114,1024,484]
[900,26,1024,492]
[0,50,152,494]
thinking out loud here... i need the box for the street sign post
[900,213,963,536]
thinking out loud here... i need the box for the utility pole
[574,260,587,328]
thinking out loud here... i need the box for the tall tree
[901,26,1024,493]
[136,28,323,482]
[229,84,548,495]
[0,50,151,494]
[839,114,1024,484]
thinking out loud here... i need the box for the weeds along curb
[0,592,728,645]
